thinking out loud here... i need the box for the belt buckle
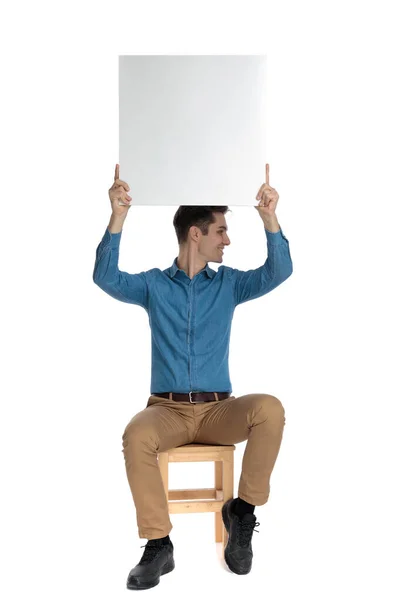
[189,391,195,404]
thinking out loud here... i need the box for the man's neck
[177,255,207,280]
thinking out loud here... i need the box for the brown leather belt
[153,391,231,404]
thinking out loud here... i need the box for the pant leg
[192,393,286,505]
[122,396,192,539]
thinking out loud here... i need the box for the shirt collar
[168,257,216,279]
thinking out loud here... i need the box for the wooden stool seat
[158,443,236,545]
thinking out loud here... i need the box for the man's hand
[109,164,133,216]
[254,163,280,232]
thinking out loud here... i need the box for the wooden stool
[158,443,236,546]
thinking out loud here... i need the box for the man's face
[197,213,231,263]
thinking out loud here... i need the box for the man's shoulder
[217,264,234,275]
[142,267,166,276]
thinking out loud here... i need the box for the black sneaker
[126,539,175,590]
[222,498,260,575]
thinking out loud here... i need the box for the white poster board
[119,55,267,206]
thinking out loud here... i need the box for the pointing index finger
[115,164,119,181]
[265,163,269,186]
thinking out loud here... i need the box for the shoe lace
[237,519,260,547]
[139,541,163,564]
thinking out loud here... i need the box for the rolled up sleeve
[93,228,149,309]
[231,227,293,306]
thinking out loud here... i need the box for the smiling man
[93,163,293,590]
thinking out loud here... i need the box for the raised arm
[93,164,149,309]
[232,163,293,305]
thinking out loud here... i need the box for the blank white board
[119,55,267,206]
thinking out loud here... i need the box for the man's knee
[258,394,285,420]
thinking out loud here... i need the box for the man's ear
[189,225,200,242]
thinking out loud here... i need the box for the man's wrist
[108,213,126,234]
[262,214,280,233]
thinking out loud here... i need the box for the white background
[1,1,399,599]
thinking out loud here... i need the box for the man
[93,163,293,589]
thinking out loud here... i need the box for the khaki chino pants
[122,392,286,540]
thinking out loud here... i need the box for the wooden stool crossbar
[157,443,236,546]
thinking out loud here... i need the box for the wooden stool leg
[222,453,234,548]
[214,460,223,543]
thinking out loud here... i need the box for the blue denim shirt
[93,226,293,394]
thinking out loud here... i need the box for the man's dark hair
[173,206,231,245]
